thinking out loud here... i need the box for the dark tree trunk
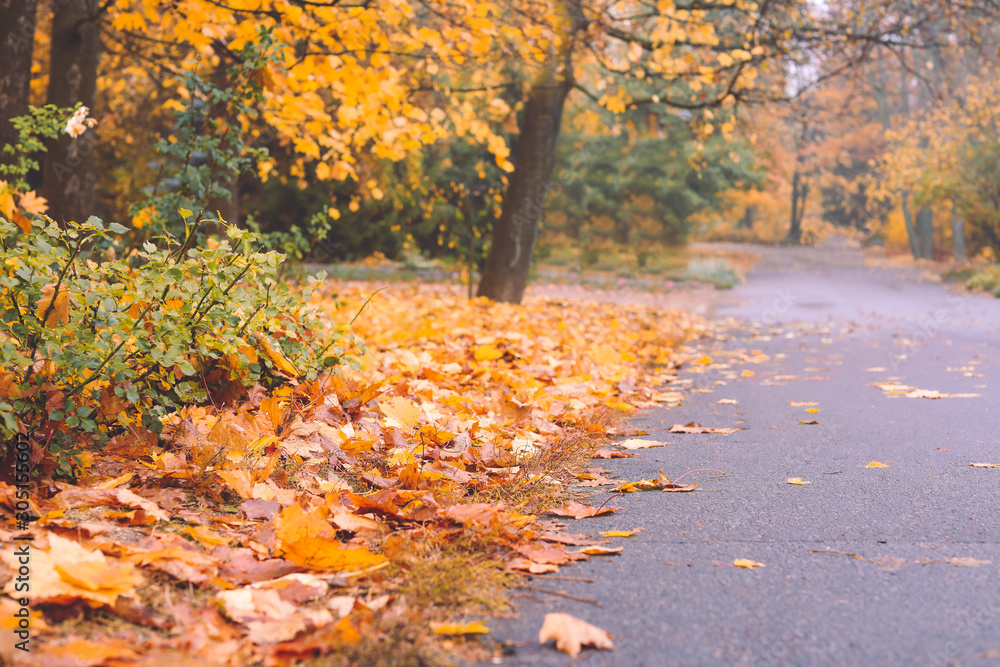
[477,0,584,304]
[476,80,572,303]
[915,205,933,259]
[739,205,754,229]
[0,0,38,160]
[786,171,804,244]
[41,0,102,223]
[952,203,966,263]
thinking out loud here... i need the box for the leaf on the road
[576,545,623,555]
[593,449,635,459]
[947,557,990,567]
[787,477,811,485]
[600,528,644,538]
[805,408,819,413]
[538,613,615,657]
[863,367,887,372]
[863,461,889,468]
[669,421,738,434]
[733,558,765,569]
[509,558,560,574]
[876,382,979,399]
[548,501,617,519]
[970,462,998,468]
[798,419,820,425]
[716,398,738,404]
[790,401,818,406]
[661,482,698,492]
[874,555,906,571]
[741,370,755,377]
[617,438,667,450]
[431,621,490,635]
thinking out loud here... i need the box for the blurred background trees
[4,0,1000,302]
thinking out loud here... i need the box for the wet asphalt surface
[489,240,1000,666]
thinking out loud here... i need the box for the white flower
[65,106,97,138]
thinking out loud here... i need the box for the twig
[517,585,601,606]
[525,574,595,583]
[595,493,622,513]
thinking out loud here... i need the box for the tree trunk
[0,0,38,161]
[476,0,584,303]
[952,203,966,263]
[41,0,102,223]
[786,171,803,244]
[476,80,572,302]
[899,191,921,259]
[915,205,933,259]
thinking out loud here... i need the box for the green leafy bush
[0,213,352,476]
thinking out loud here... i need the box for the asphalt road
[490,239,1000,666]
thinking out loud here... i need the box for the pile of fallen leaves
[0,282,704,665]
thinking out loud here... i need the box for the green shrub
[966,265,1000,296]
[0,214,352,477]
[682,257,742,289]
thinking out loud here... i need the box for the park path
[491,238,1000,666]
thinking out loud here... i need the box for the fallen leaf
[970,463,998,468]
[600,529,643,538]
[741,370,755,377]
[669,421,738,434]
[805,408,819,413]
[575,546,623,555]
[548,501,617,519]
[617,438,667,450]
[716,398,738,404]
[1,533,142,607]
[863,461,889,469]
[787,477,811,485]
[790,401,818,406]
[538,613,615,657]
[431,621,490,635]
[593,449,634,459]
[508,558,559,574]
[947,557,990,567]
[733,558,765,569]
[661,483,698,492]
[274,503,387,571]
[798,420,820,425]
[380,396,421,430]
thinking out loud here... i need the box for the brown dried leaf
[538,613,615,657]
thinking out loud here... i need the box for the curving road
[490,238,1000,666]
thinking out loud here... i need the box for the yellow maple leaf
[863,461,889,469]
[473,344,503,361]
[600,528,644,538]
[18,190,48,215]
[787,477,811,485]
[258,338,299,377]
[380,396,420,430]
[431,621,490,635]
[275,503,386,572]
[733,558,765,569]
